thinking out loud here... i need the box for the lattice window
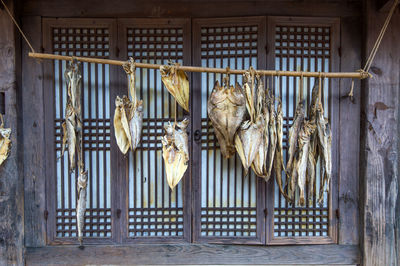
[51,24,113,239]
[126,25,187,238]
[193,18,265,243]
[272,23,333,239]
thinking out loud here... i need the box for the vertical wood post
[361,0,400,265]
[0,0,24,264]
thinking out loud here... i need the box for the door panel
[118,19,192,243]
[192,17,267,244]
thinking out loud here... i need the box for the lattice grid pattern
[53,26,112,238]
[273,25,331,237]
[126,27,186,237]
[200,25,259,237]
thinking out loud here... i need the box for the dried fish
[316,103,332,205]
[235,119,263,175]
[76,168,88,246]
[160,62,190,112]
[235,68,265,174]
[114,96,131,154]
[208,81,246,158]
[114,58,143,154]
[273,99,291,201]
[65,103,77,171]
[162,118,189,189]
[0,114,11,166]
[286,101,305,177]
[251,77,269,178]
[296,121,316,206]
[266,97,277,179]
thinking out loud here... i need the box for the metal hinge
[335,209,340,219]
[116,47,120,58]
[44,210,49,220]
[338,47,342,57]
[264,209,268,216]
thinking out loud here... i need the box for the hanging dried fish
[162,118,189,190]
[60,61,83,172]
[0,114,11,166]
[59,61,88,246]
[114,58,143,154]
[266,96,277,179]
[306,80,320,204]
[235,68,264,174]
[235,119,263,175]
[76,168,87,246]
[251,77,269,178]
[286,101,305,179]
[316,103,332,205]
[160,62,190,112]
[296,121,316,206]
[273,99,291,201]
[208,80,246,158]
[113,96,131,154]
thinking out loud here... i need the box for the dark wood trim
[21,0,363,18]
[338,16,362,245]
[22,15,46,247]
[25,244,360,265]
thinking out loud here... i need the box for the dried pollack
[160,62,190,112]
[208,80,246,158]
[235,68,264,175]
[162,118,189,190]
[114,58,143,154]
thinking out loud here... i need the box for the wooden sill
[25,244,360,265]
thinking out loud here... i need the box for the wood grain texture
[360,0,400,265]
[0,0,24,264]
[25,244,360,265]
[21,0,362,18]
[338,16,361,245]
[22,16,46,248]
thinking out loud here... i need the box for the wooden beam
[22,16,46,247]
[338,16,362,245]
[360,0,400,265]
[25,244,360,265]
[0,0,24,264]
[21,0,362,18]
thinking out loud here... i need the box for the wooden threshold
[25,244,360,265]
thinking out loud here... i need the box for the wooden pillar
[361,0,400,265]
[0,0,23,265]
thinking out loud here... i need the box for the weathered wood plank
[338,16,361,245]
[22,15,46,247]
[361,0,400,265]
[25,244,360,265]
[21,0,362,18]
[0,0,24,264]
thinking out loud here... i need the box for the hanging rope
[363,0,399,73]
[0,0,35,53]
[346,0,399,100]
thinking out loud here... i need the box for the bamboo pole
[29,52,371,79]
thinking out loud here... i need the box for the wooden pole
[29,52,371,79]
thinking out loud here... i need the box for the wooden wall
[0,0,23,264]
[6,0,397,264]
[361,0,400,265]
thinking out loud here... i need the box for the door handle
[194,130,202,142]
